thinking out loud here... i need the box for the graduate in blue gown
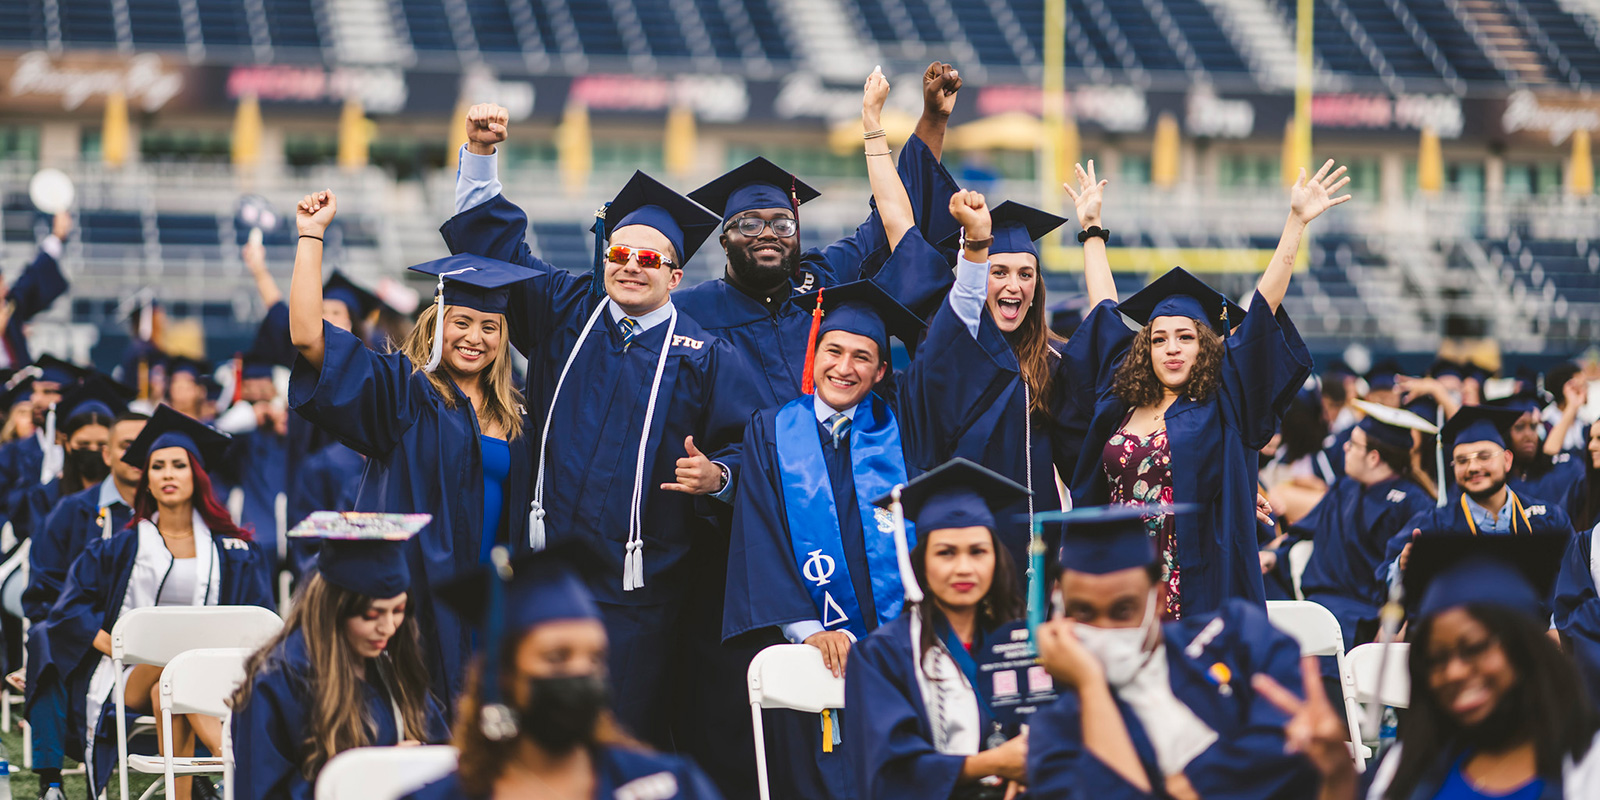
[1556,521,1600,714]
[285,442,364,575]
[231,519,448,800]
[1027,504,1318,799]
[403,543,724,800]
[845,459,1035,800]
[286,189,532,706]
[1,212,71,370]
[4,376,130,546]
[1499,391,1589,524]
[0,356,87,525]
[29,406,274,798]
[214,352,289,572]
[1061,160,1347,615]
[439,171,759,747]
[1289,401,1437,662]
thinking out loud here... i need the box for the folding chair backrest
[1347,643,1412,709]
[1266,600,1343,658]
[1288,540,1314,601]
[164,648,251,717]
[747,644,845,713]
[113,606,282,667]
[314,746,459,800]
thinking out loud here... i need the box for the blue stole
[776,393,911,641]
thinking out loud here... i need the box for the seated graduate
[1380,406,1577,598]
[845,459,1033,800]
[32,406,274,800]
[1556,504,1600,712]
[8,375,133,545]
[1498,390,1589,524]
[230,518,448,800]
[0,356,88,524]
[288,189,532,706]
[404,543,724,800]
[1027,504,1317,799]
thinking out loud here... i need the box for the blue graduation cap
[0,368,39,410]
[1052,503,1196,575]
[121,405,232,470]
[873,458,1031,534]
[435,542,602,636]
[938,201,1068,260]
[1493,389,1544,416]
[1366,358,1404,392]
[323,271,388,320]
[409,254,533,373]
[602,171,721,268]
[59,375,135,421]
[164,356,207,381]
[688,156,822,227]
[1405,533,1567,621]
[1440,405,1521,451]
[289,512,430,598]
[1116,267,1247,336]
[239,350,277,381]
[31,355,88,387]
[1351,399,1437,451]
[1429,359,1466,380]
[793,279,926,360]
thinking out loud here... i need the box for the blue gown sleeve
[42,535,116,680]
[1555,526,1600,709]
[1217,293,1314,450]
[722,412,820,643]
[9,478,57,543]
[288,323,426,460]
[230,543,278,611]
[6,248,69,356]
[1025,693,1162,799]
[1376,511,1428,587]
[894,286,1017,472]
[230,665,312,800]
[24,495,80,622]
[844,629,966,799]
[1060,300,1135,411]
[693,337,762,497]
[249,301,296,367]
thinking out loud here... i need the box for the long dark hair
[1277,395,1329,465]
[1111,319,1225,408]
[59,411,113,491]
[910,527,1023,678]
[130,450,251,540]
[232,574,433,781]
[1388,604,1599,799]
[1009,275,1066,416]
[1580,425,1599,531]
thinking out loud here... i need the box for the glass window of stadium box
[499,140,663,173]
[80,127,102,160]
[284,134,337,168]
[141,129,231,163]
[1504,163,1561,196]
[368,139,450,181]
[0,126,40,162]
[1120,155,1150,185]
[1220,155,1276,188]
[726,146,863,179]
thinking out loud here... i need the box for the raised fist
[922,61,961,117]
[465,103,510,155]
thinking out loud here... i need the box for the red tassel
[800,286,824,395]
[232,356,244,406]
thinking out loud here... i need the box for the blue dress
[230,629,450,800]
[289,323,532,705]
[478,435,509,565]
[1026,599,1319,799]
[401,744,725,800]
[1065,294,1314,613]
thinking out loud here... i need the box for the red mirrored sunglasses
[606,245,675,270]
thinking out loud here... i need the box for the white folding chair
[113,606,283,800]
[1348,642,1411,710]
[0,538,31,735]
[1287,540,1314,601]
[747,644,846,800]
[1266,600,1370,771]
[125,648,251,800]
[314,745,459,800]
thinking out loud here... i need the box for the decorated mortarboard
[1116,267,1247,336]
[1440,405,1522,451]
[937,201,1068,260]
[323,271,388,320]
[601,171,720,269]
[59,375,135,421]
[873,458,1031,534]
[688,157,822,226]
[121,405,232,470]
[1352,399,1437,451]
[408,254,532,373]
[1404,533,1567,621]
[288,512,430,598]
[30,355,88,387]
[1044,503,1197,575]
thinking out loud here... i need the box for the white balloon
[28,169,75,214]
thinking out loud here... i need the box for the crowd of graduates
[0,61,1598,800]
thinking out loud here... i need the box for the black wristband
[1077,226,1110,244]
[962,235,994,251]
[299,234,324,243]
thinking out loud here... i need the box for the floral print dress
[1102,420,1182,620]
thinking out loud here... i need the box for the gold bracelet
[865,151,892,157]
[863,129,887,140]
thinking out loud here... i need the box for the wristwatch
[716,463,730,493]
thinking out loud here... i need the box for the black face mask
[68,448,110,484]
[518,674,607,753]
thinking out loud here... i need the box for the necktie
[827,412,851,447]
[619,317,640,349]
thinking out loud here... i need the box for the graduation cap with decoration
[792,280,926,392]
[121,404,233,470]
[58,374,135,421]
[1440,405,1523,452]
[689,156,822,231]
[408,254,532,373]
[1351,398,1437,451]
[1116,267,1248,337]
[288,511,430,598]
[1403,533,1567,622]
[937,200,1069,260]
[323,271,389,321]
[433,541,603,740]
[589,171,721,299]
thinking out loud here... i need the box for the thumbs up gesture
[662,436,727,495]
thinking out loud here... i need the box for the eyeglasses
[728,216,798,238]
[1426,635,1498,677]
[1452,450,1502,467]
[606,245,675,270]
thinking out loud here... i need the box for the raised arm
[864,67,914,252]
[1065,162,1115,307]
[1258,160,1351,314]
[459,103,509,215]
[912,61,961,160]
[243,238,282,308]
[289,190,337,371]
[1545,378,1588,457]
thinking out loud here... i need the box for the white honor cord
[39,403,60,485]
[1023,384,1034,522]
[530,303,610,551]
[423,267,479,373]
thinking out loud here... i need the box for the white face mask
[1074,589,1159,688]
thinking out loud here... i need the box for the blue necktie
[619,317,640,349]
[827,412,851,447]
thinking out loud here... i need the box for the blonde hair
[398,304,524,441]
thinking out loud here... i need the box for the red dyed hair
[130,449,251,540]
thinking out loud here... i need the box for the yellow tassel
[821,709,833,753]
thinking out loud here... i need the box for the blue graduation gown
[286,442,365,576]
[289,324,531,705]
[401,744,725,800]
[3,247,69,367]
[1027,599,1318,799]
[1065,294,1314,613]
[0,435,46,524]
[230,629,449,800]
[1292,475,1433,653]
[1510,454,1587,528]
[1554,523,1600,711]
[8,476,60,544]
[217,429,288,572]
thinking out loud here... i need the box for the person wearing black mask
[405,545,723,800]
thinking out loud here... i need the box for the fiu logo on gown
[804,549,849,628]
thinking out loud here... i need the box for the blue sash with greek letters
[776,393,911,641]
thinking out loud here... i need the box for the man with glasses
[1380,406,1576,618]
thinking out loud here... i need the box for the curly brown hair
[1111,318,1225,407]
